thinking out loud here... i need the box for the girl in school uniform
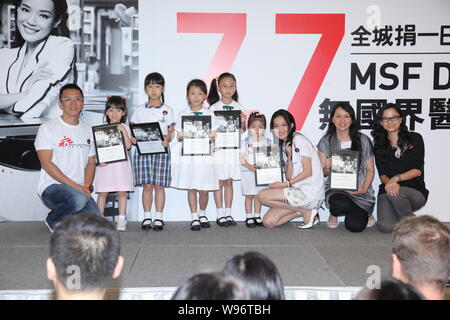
[240,112,271,227]
[130,72,175,231]
[171,79,219,231]
[95,96,134,231]
[207,72,246,227]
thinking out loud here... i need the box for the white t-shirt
[130,103,175,136]
[34,117,95,196]
[286,132,325,201]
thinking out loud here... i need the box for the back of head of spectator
[355,277,424,300]
[223,251,285,300]
[391,215,450,300]
[171,272,249,300]
[46,213,124,300]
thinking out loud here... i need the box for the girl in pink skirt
[95,96,134,231]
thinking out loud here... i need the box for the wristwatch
[396,174,402,182]
[85,184,94,193]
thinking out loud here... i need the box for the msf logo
[59,136,73,147]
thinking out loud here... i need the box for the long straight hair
[325,102,362,169]
[270,109,296,147]
[326,102,361,152]
[207,72,239,106]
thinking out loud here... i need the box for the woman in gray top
[317,103,376,232]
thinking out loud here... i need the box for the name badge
[340,141,352,150]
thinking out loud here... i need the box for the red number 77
[177,13,246,85]
[276,14,345,129]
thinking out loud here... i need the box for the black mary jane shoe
[245,218,256,228]
[225,216,237,226]
[141,218,152,230]
[254,217,264,227]
[190,220,201,231]
[216,217,229,227]
[199,216,211,228]
[152,219,165,231]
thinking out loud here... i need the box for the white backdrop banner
[135,0,450,222]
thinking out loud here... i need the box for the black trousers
[329,193,369,233]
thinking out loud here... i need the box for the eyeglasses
[381,115,401,123]
[60,97,84,103]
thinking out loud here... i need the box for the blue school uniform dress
[130,103,175,186]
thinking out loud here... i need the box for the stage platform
[0,221,447,300]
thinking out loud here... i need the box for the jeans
[41,183,100,226]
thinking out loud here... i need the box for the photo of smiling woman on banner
[0,0,74,119]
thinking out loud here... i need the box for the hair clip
[216,77,219,81]
[122,97,127,102]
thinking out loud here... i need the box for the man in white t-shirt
[35,84,99,232]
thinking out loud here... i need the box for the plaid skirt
[133,148,171,187]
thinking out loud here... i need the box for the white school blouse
[209,100,243,180]
[170,107,219,191]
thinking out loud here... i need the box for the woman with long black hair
[371,103,428,233]
[257,109,324,229]
[317,102,376,232]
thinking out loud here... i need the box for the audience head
[355,277,424,300]
[171,272,249,300]
[391,215,450,300]
[46,213,124,300]
[223,251,285,300]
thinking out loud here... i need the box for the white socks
[154,212,163,226]
[217,208,225,219]
[225,208,232,217]
[246,212,253,219]
[143,211,152,226]
[191,212,200,226]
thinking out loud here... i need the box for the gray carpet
[0,220,395,291]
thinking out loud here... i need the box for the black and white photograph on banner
[92,123,127,164]
[214,110,241,149]
[254,144,283,186]
[130,122,167,155]
[0,0,139,125]
[181,115,211,156]
[0,0,140,221]
[330,150,359,191]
